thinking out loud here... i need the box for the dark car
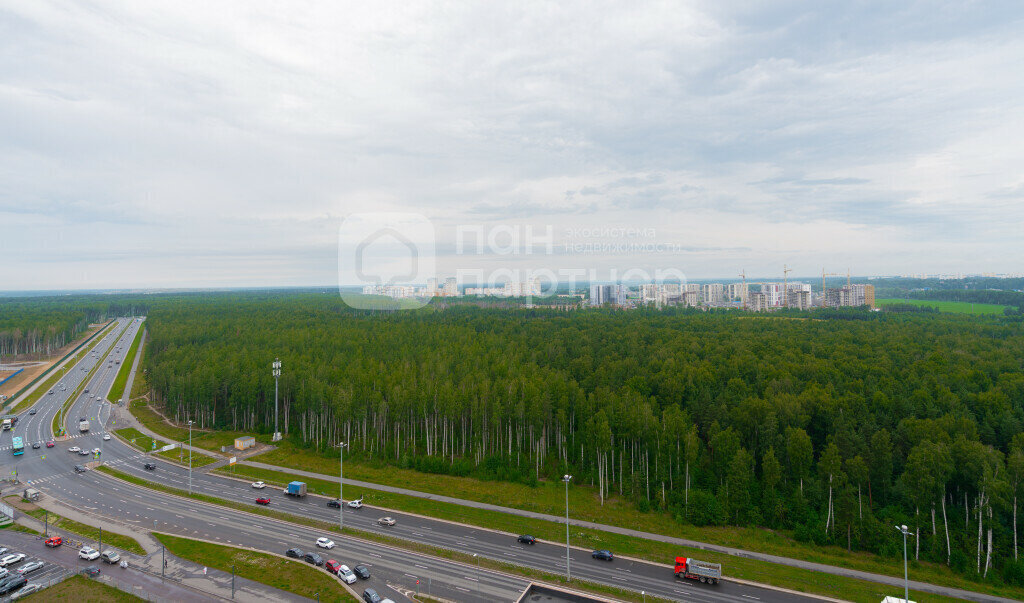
[327,499,341,508]
[0,575,26,595]
[74,465,87,473]
[353,564,371,579]
[303,552,323,566]
[82,565,101,577]
[144,463,156,470]
[517,534,536,545]
[31,442,41,449]
[285,548,303,559]
[28,409,37,416]
[591,549,614,561]
[362,588,382,603]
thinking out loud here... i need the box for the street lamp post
[562,474,572,581]
[188,420,193,495]
[272,359,281,441]
[895,524,915,603]
[337,441,348,531]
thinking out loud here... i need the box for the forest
[135,291,1024,585]
[0,297,120,358]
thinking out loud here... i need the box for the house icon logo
[338,212,436,309]
[355,227,418,285]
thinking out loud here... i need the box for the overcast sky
[2,1,1023,290]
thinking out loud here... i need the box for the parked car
[362,588,382,603]
[79,547,101,561]
[16,561,43,575]
[9,582,41,599]
[0,554,25,567]
[303,552,323,566]
[327,499,341,508]
[101,550,120,564]
[144,463,156,470]
[591,549,614,561]
[316,537,334,549]
[251,481,266,489]
[82,565,101,577]
[377,516,396,526]
[44,536,62,548]
[0,575,26,595]
[255,497,271,505]
[353,564,371,579]
[517,534,536,545]
[347,498,363,509]
[325,559,342,575]
[337,564,357,584]
[0,548,7,556]
[285,548,303,559]
[0,567,8,580]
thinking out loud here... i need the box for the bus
[12,436,24,456]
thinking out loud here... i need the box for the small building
[234,436,256,451]
[23,488,41,501]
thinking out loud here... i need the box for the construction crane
[822,269,841,307]
[783,264,793,308]
[739,269,747,310]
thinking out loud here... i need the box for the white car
[251,481,266,489]
[103,434,111,441]
[377,516,396,527]
[17,561,44,575]
[315,537,334,549]
[338,565,357,584]
[79,547,100,561]
[10,582,42,599]
[0,553,25,567]
[68,446,81,453]
[347,498,363,509]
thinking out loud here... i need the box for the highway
[2,317,818,603]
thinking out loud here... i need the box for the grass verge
[249,443,1014,601]
[96,465,954,603]
[6,495,146,555]
[21,573,146,602]
[153,533,357,602]
[107,325,144,402]
[114,427,165,452]
[876,298,1009,314]
[156,447,218,468]
[128,398,265,453]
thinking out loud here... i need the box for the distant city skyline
[2,2,1023,290]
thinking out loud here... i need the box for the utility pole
[272,359,282,441]
[338,441,348,531]
[562,474,572,581]
[783,264,792,308]
[188,420,194,495]
[231,564,236,599]
[739,270,747,310]
[162,545,165,579]
[99,527,102,556]
[896,524,914,603]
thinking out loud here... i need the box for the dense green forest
[138,291,1024,584]
[0,297,126,358]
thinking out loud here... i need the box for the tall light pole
[272,359,281,441]
[337,441,348,531]
[188,420,194,495]
[895,524,914,603]
[562,474,572,581]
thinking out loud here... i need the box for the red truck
[674,556,722,584]
[44,536,63,548]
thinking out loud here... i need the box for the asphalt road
[1,317,816,603]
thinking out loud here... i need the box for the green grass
[115,427,166,452]
[246,444,1019,602]
[153,533,356,601]
[107,325,144,402]
[128,398,266,452]
[21,574,146,602]
[128,358,149,400]
[156,446,218,467]
[876,298,1009,314]
[10,498,146,555]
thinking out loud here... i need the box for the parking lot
[0,530,72,600]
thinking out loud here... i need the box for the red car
[45,441,55,448]
[325,559,341,574]
[45,536,63,547]
[255,498,271,505]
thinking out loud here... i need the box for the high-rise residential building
[590,284,628,306]
[824,284,875,308]
[760,283,785,307]
[748,291,769,312]
[727,282,748,303]
[443,277,458,297]
[702,283,726,304]
[787,289,812,310]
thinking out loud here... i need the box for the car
[316,537,334,549]
[44,536,62,548]
[16,561,43,575]
[82,565,101,577]
[348,498,363,509]
[79,417,86,422]
[362,588,382,603]
[591,549,614,561]
[303,552,323,566]
[101,550,120,564]
[0,567,8,580]
[285,548,303,559]
[103,434,111,441]
[353,564,371,579]
[0,548,7,556]
[377,516,396,526]
[0,575,26,595]
[517,534,537,545]
[74,465,87,473]
[78,449,90,456]
[251,481,266,489]
[255,497,271,505]
[10,582,41,599]
[144,463,156,470]
[30,443,40,450]
[0,554,25,567]
[68,446,81,453]
[327,499,341,508]
[45,441,54,448]
[337,564,357,584]
[325,559,342,574]
[79,547,100,561]
[28,409,36,416]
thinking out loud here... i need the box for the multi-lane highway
[2,317,818,603]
